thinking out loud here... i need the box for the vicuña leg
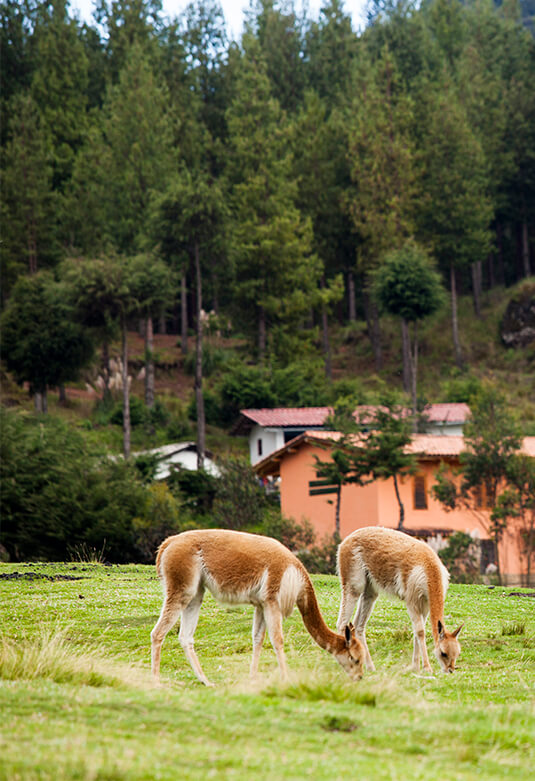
[151,595,184,683]
[407,607,432,674]
[178,589,212,686]
[352,582,378,672]
[336,586,358,634]
[263,601,289,681]
[250,606,266,678]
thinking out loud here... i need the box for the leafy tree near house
[0,271,93,413]
[372,240,446,418]
[492,454,535,587]
[432,386,522,584]
[313,397,416,536]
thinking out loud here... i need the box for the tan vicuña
[336,527,463,674]
[151,529,364,686]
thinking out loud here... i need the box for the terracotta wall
[278,442,528,583]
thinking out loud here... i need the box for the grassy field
[0,562,533,780]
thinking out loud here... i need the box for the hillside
[2,281,534,455]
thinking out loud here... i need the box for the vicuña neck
[297,576,344,654]
[426,562,445,645]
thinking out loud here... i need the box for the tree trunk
[58,384,66,405]
[321,290,332,381]
[101,341,111,401]
[401,318,411,394]
[347,270,356,322]
[393,473,405,530]
[194,242,205,471]
[496,222,505,286]
[363,289,382,371]
[450,263,463,370]
[335,486,341,540]
[521,217,531,278]
[181,270,188,355]
[488,252,495,289]
[411,321,418,425]
[144,315,155,409]
[471,260,482,318]
[122,316,130,460]
[34,389,47,414]
[258,306,266,361]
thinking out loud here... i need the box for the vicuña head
[435,619,463,673]
[337,526,464,675]
[151,529,364,686]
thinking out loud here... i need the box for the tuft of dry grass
[0,628,152,690]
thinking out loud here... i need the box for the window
[474,481,492,509]
[257,439,263,457]
[413,475,428,510]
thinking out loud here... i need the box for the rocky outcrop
[500,283,535,348]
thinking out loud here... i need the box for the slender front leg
[263,602,288,681]
[407,608,432,674]
[151,597,184,683]
[353,586,378,672]
[179,589,213,686]
[336,586,358,634]
[250,606,266,678]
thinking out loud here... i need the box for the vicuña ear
[344,625,353,645]
[452,623,464,638]
[437,620,445,640]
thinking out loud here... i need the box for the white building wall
[249,425,285,465]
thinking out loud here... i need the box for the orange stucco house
[253,430,535,586]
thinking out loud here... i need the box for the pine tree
[225,37,323,362]
[1,93,58,294]
[417,80,493,368]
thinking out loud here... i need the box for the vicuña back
[337,527,463,674]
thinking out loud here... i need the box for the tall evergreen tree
[343,45,417,368]
[1,93,58,295]
[225,37,323,361]
[417,79,493,368]
[67,44,175,255]
[30,0,89,190]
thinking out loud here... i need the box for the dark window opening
[414,475,428,510]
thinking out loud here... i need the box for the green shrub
[0,407,146,562]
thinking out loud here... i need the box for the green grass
[1,563,534,780]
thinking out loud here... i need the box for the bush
[438,532,480,583]
[110,396,148,427]
[132,482,192,563]
[261,511,316,552]
[167,467,218,517]
[0,408,147,562]
[215,363,277,425]
[297,533,340,575]
[212,456,269,529]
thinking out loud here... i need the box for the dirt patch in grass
[0,571,85,582]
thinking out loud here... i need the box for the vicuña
[151,529,364,686]
[336,526,463,674]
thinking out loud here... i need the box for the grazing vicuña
[151,529,364,686]
[337,527,463,674]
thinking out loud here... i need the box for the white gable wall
[249,425,285,465]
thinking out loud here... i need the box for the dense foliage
[1,0,533,358]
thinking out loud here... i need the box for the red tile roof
[254,430,535,477]
[239,407,332,427]
[238,403,470,430]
